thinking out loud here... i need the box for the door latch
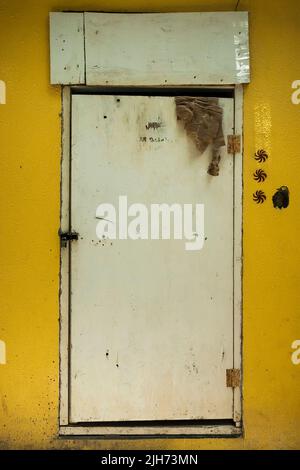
[226,368,241,388]
[227,135,241,154]
[59,229,79,247]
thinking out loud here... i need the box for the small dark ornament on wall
[272,186,289,209]
[253,190,266,204]
[254,149,268,163]
[253,169,267,182]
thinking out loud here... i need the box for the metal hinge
[59,229,79,248]
[227,135,241,154]
[226,368,241,388]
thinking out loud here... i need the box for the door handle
[59,229,79,248]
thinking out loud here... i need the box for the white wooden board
[69,94,235,423]
[49,12,250,86]
[49,12,85,84]
[85,12,249,86]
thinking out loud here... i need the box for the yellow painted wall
[0,0,300,449]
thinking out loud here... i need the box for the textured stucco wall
[0,0,299,449]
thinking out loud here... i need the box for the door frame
[58,85,243,437]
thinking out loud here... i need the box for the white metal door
[70,94,235,423]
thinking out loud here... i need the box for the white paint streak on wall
[0,80,6,104]
[0,340,6,364]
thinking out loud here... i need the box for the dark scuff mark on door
[145,120,163,130]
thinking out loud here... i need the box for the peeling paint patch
[0,80,6,104]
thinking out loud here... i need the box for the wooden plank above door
[49,12,85,85]
[49,11,250,86]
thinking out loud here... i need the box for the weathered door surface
[70,94,235,423]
